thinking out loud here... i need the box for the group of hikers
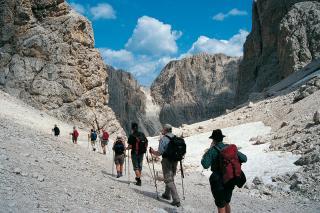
[51,122,247,212]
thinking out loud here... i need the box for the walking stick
[146,152,155,180]
[124,151,127,176]
[150,152,159,200]
[87,135,90,150]
[180,160,185,200]
[127,150,130,184]
[112,151,115,176]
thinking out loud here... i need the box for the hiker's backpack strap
[164,135,173,140]
[213,145,222,153]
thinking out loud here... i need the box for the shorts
[101,140,108,146]
[114,154,125,165]
[91,140,96,145]
[209,172,235,208]
[131,153,144,171]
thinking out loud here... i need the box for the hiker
[201,129,247,213]
[100,129,109,155]
[149,124,181,207]
[113,135,126,178]
[52,124,60,137]
[90,129,97,151]
[70,126,79,144]
[127,122,148,186]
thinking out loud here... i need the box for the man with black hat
[201,129,247,213]
[127,122,148,186]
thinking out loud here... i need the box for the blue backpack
[91,132,97,141]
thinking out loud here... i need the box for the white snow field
[148,121,300,184]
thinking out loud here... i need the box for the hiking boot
[93,148,96,152]
[170,201,181,207]
[135,177,141,186]
[161,194,171,200]
[116,174,121,178]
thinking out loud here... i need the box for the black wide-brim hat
[209,129,226,140]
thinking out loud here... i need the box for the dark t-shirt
[128,131,148,155]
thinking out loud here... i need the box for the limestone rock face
[151,53,240,127]
[237,0,320,103]
[0,0,124,136]
[107,67,162,136]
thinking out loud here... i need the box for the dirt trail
[1,90,320,212]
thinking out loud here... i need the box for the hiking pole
[112,151,115,176]
[127,150,130,184]
[145,152,155,181]
[124,151,127,176]
[180,160,185,200]
[150,152,159,200]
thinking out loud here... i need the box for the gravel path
[1,91,320,212]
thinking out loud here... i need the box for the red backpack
[73,130,79,138]
[102,131,109,141]
[214,144,241,184]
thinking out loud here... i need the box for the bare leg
[116,164,120,173]
[135,170,141,178]
[217,207,226,213]
[120,164,123,173]
[225,204,231,213]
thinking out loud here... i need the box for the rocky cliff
[107,67,161,136]
[151,53,240,127]
[237,0,320,103]
[0,0,124,136]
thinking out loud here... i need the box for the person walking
[149,124,181,207]
[90,129,97,151]
[127,122,148,186]
[201,129,247,213]
[71,126,79,144]
[52,124,60,137]
[113,136,126,178]
[100,129,109,155]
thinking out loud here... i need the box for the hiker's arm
[149,147,161,156]
[149,136,165,156]
[126,135,133,150]
[201,148,215,169]
[237,151,247,163]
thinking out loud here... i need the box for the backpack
[163,135,186,162]
[214,144,242,184]
[134,133,148,155]
[91,132,97,141]
[102,131,109,141]
[114,141,125,155]
[73,130,79,138]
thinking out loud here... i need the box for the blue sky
[67,0,253,86]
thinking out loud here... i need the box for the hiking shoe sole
[170,201,181,207]
[161,194,171,200]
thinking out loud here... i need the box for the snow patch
[148,121,300,184]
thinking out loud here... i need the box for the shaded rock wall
[0,0,124,136]
[151,53,240,127]
[237,0,320,103]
